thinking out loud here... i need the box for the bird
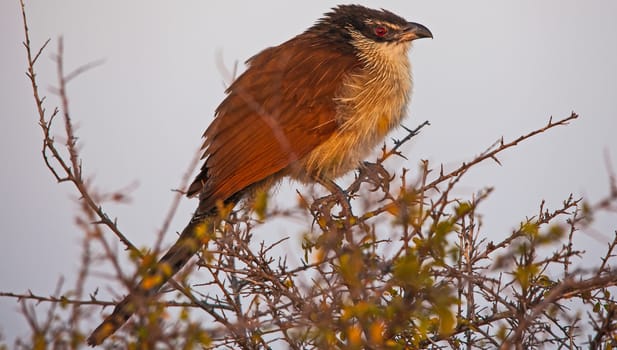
[87,4,431,346]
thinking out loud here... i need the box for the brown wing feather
[187,35,360,212]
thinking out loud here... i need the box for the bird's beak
[400,22,433,41]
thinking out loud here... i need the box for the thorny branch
[22,1,139,257]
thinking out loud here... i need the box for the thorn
[491,155,502,166]
[401,124,413,133]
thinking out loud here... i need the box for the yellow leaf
[369,320,384,345]
[385,202,400,216]
[141,273,163,290]
[252,189,269,220]
[347,324,362,346]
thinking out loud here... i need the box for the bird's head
[309,5,432,57]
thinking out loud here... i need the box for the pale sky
[1,0,616,345]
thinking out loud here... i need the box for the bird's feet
[310,179,356,241]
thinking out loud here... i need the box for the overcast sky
[1,0,616,344]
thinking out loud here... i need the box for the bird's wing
[187,37,360,212]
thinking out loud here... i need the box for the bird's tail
[87,217,214,346]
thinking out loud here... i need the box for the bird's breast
[294,59,412,181]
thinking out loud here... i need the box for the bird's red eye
[374,25,388,37]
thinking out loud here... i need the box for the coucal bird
[87,4,431,346]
